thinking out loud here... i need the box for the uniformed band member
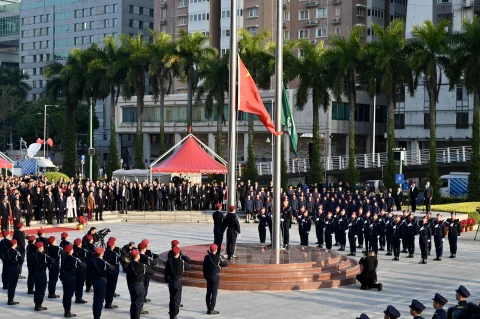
[417,215,432,264]
[432,214,446,261]
[324,212,335,250]
[314,208,325,248]
[0,230,10,289]
[391,216,404,261]
[212,203,226,256]
[203,244,228,315]
[448,285,470,319]
[409,299,426,319]
[32,241,54,311]
[405,213,417,258]
[384,305,401,319]
[139,241,159,303]
[224,205,241,259]
[347,212,359,256]
[89,247,115,319]
[298,206,312,246]
[280,199,292,249]
[432,293,448,319]
[104,239,121,309]
[12,222,26,279]
[83,234,95,293]
[446,212,461,258]
[72,238,89,304]
[164,246,191,319]
[61,244,86,318]
[26,235,36,294]
[257,207,269,245]
[47,236,65,298]
[60,232,71,249]
[126,249,155,319]
[5,239,22,305]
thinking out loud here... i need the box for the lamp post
[43,105,58,158]
[89,94,94,180]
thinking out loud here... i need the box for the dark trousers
[62,275,76,314]
[358,231,364,246]
[206,276,220,311]
[169,198,175,211]
[26,214,32,227]
[325,232,333,249]
[213,228,224,256]
[34,271,47,307]
[411,198,416,212]
[406,235,415,255]
[129,282,145,319]
[1,214,8,230]
[348,234,356,253]
[7,266,19,301]
[259,225,267,244]
[92,277,107,318]
[356,274,381,289]
[379,234,386,248]
[27,264,34,292]
[392,238,401,257]
[105,270,119,305]
[300,230,309,246]
[419,237,428,260]
[395,202,401,211]
[48,262,60,295]
[168,279,182,319]
[428,236,432,253]
[18,252,25,275]
[226,233,237,258]
[369,237,379,254]
[144,274,150,298]
[364,235,370,252]
[56,210,65,223]
[280,223,290,246]
[2,263,7,288]
[425,198,431,212]
[85,267,92,291]
[434,236,443,258]
[339,232,347,246]
[75,267,86,300]
[386,234,392,252]
[316,226,324,245]
[95,209,103,221]
[448,233,458,255]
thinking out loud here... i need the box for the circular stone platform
[151,243,360,291]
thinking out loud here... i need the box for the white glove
[238,234,241,238]
[457,236,460,239]
[344,230,348,233]
[377,235,380,239]
[348,223,352,227]
[369,224,373,229]
[280,218,284,222]
[414,235,417,239]
[307,231,309,234]
[331,233,334,236]
[354,235,357,238]
[428,240,430,243]
[399,238,402,241]
[316,218,319,222]
[442,238,444,242]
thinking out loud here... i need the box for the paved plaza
[2,221,480,319]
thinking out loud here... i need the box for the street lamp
[43,105,58,158]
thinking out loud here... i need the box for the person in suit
[120,184,129,214]
[1,195,10,231]
[184,183,192,210]
[424,181,433,212]
[56,192,66,224]
[12,199,22,230]
[409,183,418,212]
[167,182,176,211]
[45,191,55,225]
[394,187,403,211]
[24,194,34,227]
[87,192,96,221]
[223,206,241,259]
[95,189,105,221]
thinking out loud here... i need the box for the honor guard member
[363,212,372,252]
[356,209,365,249]
[369,213,381,254]
[89,247,115,319]
[426,211,434,255]
[432,214,446,261]
[405,213,417,258]
[378,210,387,251]
[324,212,335,250]
[142,239,160,302]
[446,212,461,258]
[298,207,312,246]
[164,246,192,319]
[12,222,26,279]
[108,236,121,297]
[32,241,54,311]
[409,299,426,319]
[432,293,448,319]
[0,230,10,289]
[60,232,71,249]
[73,238,89,304]
[212,203,226,256]
[203,244,228,315]
[347,212,359,256]
[47,236,65,298]
[384,305,401,319]
[36,228,48,246]
[417,216,432,264]
[138,242,159,303]
[61,244,86,318]
[223,205,241,258]
[104,240,121,309]
[167,240,191,263]
[391,216,404,261]
[26,235,36,294]
[314,208,325,248]
[84,235,95,293]
[5,239,23,305]
[448,285,470,319]
[384,212,394,256]
[258,207,269,246]
[126,249,154,318]
[280,198,292,249]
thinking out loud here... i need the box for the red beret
[10,239,17,245]
[95,247,105,255]
[35,242,44,249]
[172,246,181,254]
[141,239,149,245]
[74,238,82,246]
[64,245,73,253]
[28,235,36,242]
[209,244,218,251]
[107,240,115,247]
[16,222,23,228]
[130,249,139,257]
[2,230,8,237]
[48,236,56,244]
[37,229,45,235]
[138,243,147,250]
[108,237,116,242]
[171,240,179,247]
[229,205,236,212]
[61,232,68,239]
[216,203,222,208]
[87,235,93,241]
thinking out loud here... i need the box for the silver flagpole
[227,0,238,208]
[273,0,283,254]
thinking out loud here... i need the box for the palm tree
[148,31,175,155]
[360,19,410,189]
[295,40,332,184]
[450,16,480,200]
[195,52,228,157]
[326,26,364,186]
[119,34,150,169]
[170,30,216,129]
[408,20,451,200]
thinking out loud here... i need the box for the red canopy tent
[0,157,12,169]
[151,135,227,174]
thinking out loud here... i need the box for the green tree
[242,115,258,182]
[148,31,176,155]
[326,26,364,186]
[196,52,228,157]
[408,20,451,200]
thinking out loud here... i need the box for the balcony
[305,19,319,27]
[160,18,167,25]
[332,18,341,24]
[283,21,287,28]
[333,0,342,4]
[305,0,319,7]
[283,1,288,9]
[160,1,167,8]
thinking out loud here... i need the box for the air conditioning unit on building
[463,0,471,7]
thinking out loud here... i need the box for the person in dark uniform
[223,205,241,259]
[1,196,10,231]
[32,241,54,311]
[448,285,470,319]
[12,222,26,279]
[384,305,401,319]
[126,249,155,319]
[73,238,89,304]
[47,236,65,298]
[363,211,372,252]
[356,250,382,291]
[432,214,446,261]
[280,199,292,249]
[384,212,394,256]
[409,183,418,212]
[164,246,191,319]
[391,216,404,261]
[4,239,23,305]
[324,212,335,250]
[369,213,381,254]
[138,242,160,303]
[104,240,121,309]
[0,230,10,290]
[257,207,269,246]
[203,244,228,315]
[417,215,432,264]
[26,235,36,294]
[424,181,433,213]
[212,203,226,256]
[89,247,115,319]
[298,206,312,246]
[432,293,448,319]
[446,212,461,258]
[426,211,434,255]
[36,229,48,247]
[347,212,359,256]
[12,200,21,230]
[61,244,86,318]
[409,299,426,319]
[60,232,71,249]
[405,213,417,258]
[314,207,325,248]
[83,234,96,293]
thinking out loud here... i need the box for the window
[247,26,258,36]
[90,21,95,29]
[39,80,43,88]
[357,7,365,17]
[139,7,143,15]
[113,18,118,27]
[335,6,341,16]
[32,68,36,75]
[129,19,133,27]
[32,81,36,88]
[284,11,290,21]
[437,0,451,3]
[83,36,88,44]
[332,102,349,121]
[221,48,229,56]
[122,107,137,123]
[437,13,452,22]
[40,67,44,75]
[424,113,430,129]
[104,5,109,14]
[179,16,188,25]
[139,21,143,29]
[83,8,88,17]
[74,9,82,18]
[90,35,94,43]
[33,55,37,62]
[316,27,326,37]
[90,7,95,16]
[222,10,230,18]
[298,10,309,20]
[316,8,327,18]
[113,32,118,39]
[335,27,341,34]
[298,29,309,39]
[456,83,469,129]
[104,19,109,27]
[355,104,370,122]
[129,5,134,13]
[172,8,175,17]
[180,0,188,7]
[424,85,430,129]
[162,10,167,18]
[171,25,175,34]
[284,29,290,40]
[150,9,154,17]
[113,4,118,13]
[222,29,230,37]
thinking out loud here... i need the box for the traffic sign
[15,156,19,160]
[395,174,404,183]
[145,159,148,164]
[81,155,85,161]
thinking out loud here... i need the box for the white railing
[236,145,472,176]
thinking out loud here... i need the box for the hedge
[43,172,70,183]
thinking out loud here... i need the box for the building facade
[0,0,20,68]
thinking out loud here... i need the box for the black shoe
[357,245,363,248]
[18,275,26,279]
[453,254,456,258]
[105,304,118,309]
[144,298,151,302]
[433,258,441,261]
[378,283,383,291]
[75,299,88,304]
[401,249,407,253]
[180,304,183,307]
[347,252,354,256]
[64,313,77,317]
[8,300,19,305]
[113,293,120,297]
[35,306,47,311]
[86,288,93,293]
[449,255,454,258]
[379,247,385,251]
[208,309,220,315]
[141,310,149,315]
[360,285,368,290]
[48,294,60,298]
[27,290,35,295]
[334,243,339,246]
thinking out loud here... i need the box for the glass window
[129,5,134,13]
[90,7,95,16]
[113,4,118,13]
[90,35,94,43]
[248,7,258,17]
[83,8,88,17]
[139,7,143,15]
[122,107,137,123]
[104,5,109,14]
[113,18,118,27]
[316,8,327,18]
[104,19,109,27]
[298,10,309,20]
[90,21,95,29]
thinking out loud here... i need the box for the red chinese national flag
[238,57,282,136]
[47,138,54,147]
[36,138,44,145]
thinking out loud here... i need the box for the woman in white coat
[66,192,77,223]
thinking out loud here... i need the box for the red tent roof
[0,158,12,169]
[151,135,227,174]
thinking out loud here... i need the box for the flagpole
[227,0,238,208]
[273,0,283,254]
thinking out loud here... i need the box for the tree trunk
[468,88,480,201]
[187,68,193,129]
[345,74,359,186]
[428,77,440,201]
[134,71,146,169]
[384,86,397,189]
[309,90,323,184]
[106,84,121,180]
[216,93,224,158]
[159,76,166,155]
